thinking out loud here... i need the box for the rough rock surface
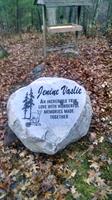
[4,124,19,146]
[32,64,44,79]
[7,77,92,155]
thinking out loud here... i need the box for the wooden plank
[47,24,83,33]
[37,0,92,6]
[42,5,47,57]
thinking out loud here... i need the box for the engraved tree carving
[22,92,29,119]
[29,88,35,120]
[22,88,35,120]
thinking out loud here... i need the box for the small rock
[89,132,96,142]
[32,63,44,79]
[64,180,72,189]
[107,136,112,144]
[99,136,104,143]
[4,124,19,146]
[100,154,107,161]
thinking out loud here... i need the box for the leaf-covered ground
[0,33,112,200]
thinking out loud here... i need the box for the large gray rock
[7,77,92,155]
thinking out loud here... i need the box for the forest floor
[0,33,112,200]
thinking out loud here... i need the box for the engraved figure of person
[31,110,41,126]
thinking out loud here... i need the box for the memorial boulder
[7,77,92,155]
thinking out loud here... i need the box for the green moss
[66,193,74,200]
[92,141,112,182]
[101,165,112,181]
[108,194,112,200]
[66,149,96,199]
[62,141,111,200]
[75,180,96,200]
[92,141,112,157]
[101,142,112,157]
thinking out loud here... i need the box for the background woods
[0,0,112,35]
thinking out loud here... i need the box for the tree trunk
[16,0,19,32]
[83,6,87,35]
[107,0,112,28]
[68,7,73,23]
[76,6,81,38]
[92,0,102,26]
[37,6,42,31]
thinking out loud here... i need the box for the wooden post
[42,5,47,58]
[76,6,81,38]
[78,6,81,24]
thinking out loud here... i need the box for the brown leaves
[85,170,105,186]
[0,33,42,132]
[84,155,112,199]
[71,186,81,199]
[0,33,112,199]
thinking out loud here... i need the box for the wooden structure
[47,24,83,34]
[34,0,92,57]
[37,0,92,7]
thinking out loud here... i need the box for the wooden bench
[34,0,92,57]
[47,24,83,34]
